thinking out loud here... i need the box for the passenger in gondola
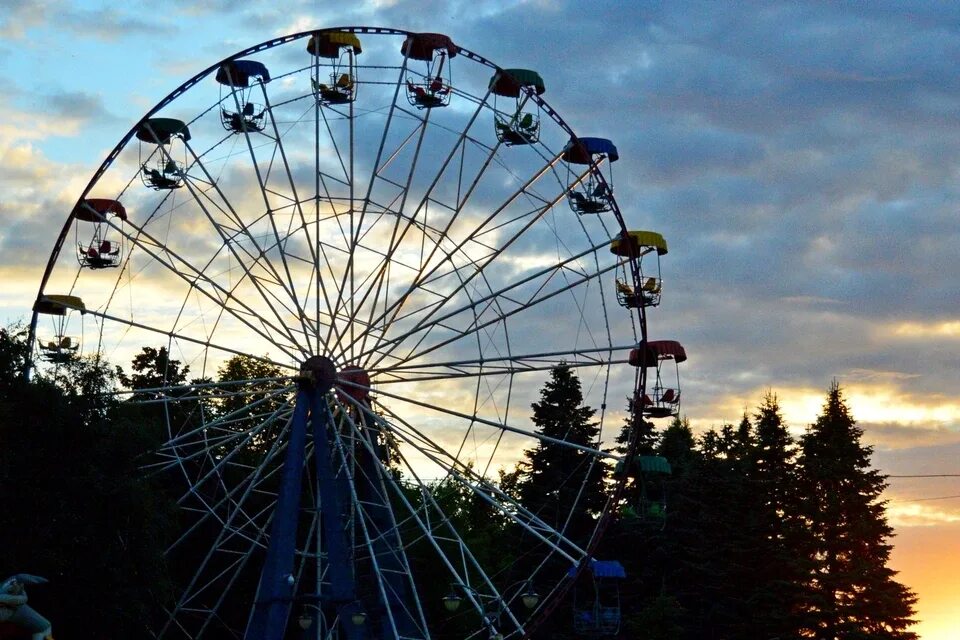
[408,81,426,99]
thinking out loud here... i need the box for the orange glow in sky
[890,523,960,640]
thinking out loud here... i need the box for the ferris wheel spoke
[159,414,292,638]
[165,498,276,640]
[82,305,297,373]
[164,427,289,558]
[346,88,497,362]
[332,399,527,637]
[324,56,410,355]
[310,103,349,350]
[340,107,434,362]
[189,535,264,640]
[366,382,617,461]
[164,149,315,352]
[180,140,319,347]
[94,213,306,359]
[362,239,605,366]
[213,126,315,353]
[257,84,326,351]
[347,146,558,356]
[323,402,429,639]
[367,246,621,370]
[345,403,516,627]
[356,398,586,564]
[366,345,630,385]
[157,393,294,483]
[356,156,587,365]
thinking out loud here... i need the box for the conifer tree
[745,392,806,639]
[510,363,608,640]
[797,383,917,639]
[517,362,607,543]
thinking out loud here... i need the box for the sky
[1,1,958,637]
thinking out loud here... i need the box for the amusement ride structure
[28,27,687,640]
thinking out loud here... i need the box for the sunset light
[1,3,957,639]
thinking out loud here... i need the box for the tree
[516,362,607,543]
[744,392,807,639]
[797,383,918,639]
[116,346,190,399]
[510,363,608,640]
[212,354,285,453]
[0,328,175,637]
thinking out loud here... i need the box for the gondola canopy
[610,230,668,257]
[563,137,619,164]
[629,340,687,367]
[135,118,192,144]
[307,31,362,57]
[215,60,271,87]
[401,32,458,61]
[72,198,127,222]
[489,68,545,97]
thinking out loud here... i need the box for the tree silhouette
[516,362,607,543]
[797,382,918,639]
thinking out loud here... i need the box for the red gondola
[73,199,127,270]
[629,340,687,418]
[402,33,458,109]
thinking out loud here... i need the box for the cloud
[0,0,59,39]
[59,6,176,41]
[887,502,960,528]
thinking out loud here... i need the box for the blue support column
[311,398,364,640]
[245,389,311,640]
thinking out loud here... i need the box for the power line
[887,474,960,478]
[892,494,960,503]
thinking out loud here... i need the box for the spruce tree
[746,392,806,639]
[511,363,608,640]
[797,383,917,639]
[517,362,607,543]
[606,402,671,636]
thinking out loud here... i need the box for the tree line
[0,326,917,639]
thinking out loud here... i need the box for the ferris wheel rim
[28,26,649,640]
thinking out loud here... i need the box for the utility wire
[891,494,960,503]
[887,474,960,478]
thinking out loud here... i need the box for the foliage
[116,346,190,397]
[515,362,608,541]
[506,363,610,639]
[1,326,920,639]
[797,383,918,640]
[0,328,175,637]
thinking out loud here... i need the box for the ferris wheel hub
[298,355,338,391]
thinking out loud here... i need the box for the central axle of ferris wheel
[297,355,339,392]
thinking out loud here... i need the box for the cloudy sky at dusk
[2,1,958,637]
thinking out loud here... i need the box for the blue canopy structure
[563,137,619,164]
[216,60,271,87]
[568,560,627,579]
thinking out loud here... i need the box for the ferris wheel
[28,27,677,640]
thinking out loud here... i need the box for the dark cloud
[6,1,960,458]
[33,90,121,129]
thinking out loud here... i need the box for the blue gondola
[570,560,626,636]
[564,137,619,214]
[216,60,270,133]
